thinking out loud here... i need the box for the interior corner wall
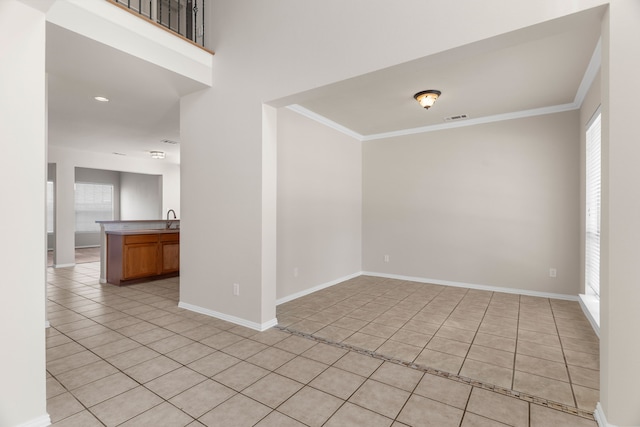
[120,171,162,220]
[579,70,601,294]
[0,1,48,425]
[363,111,581,296]
[276,108,362,302]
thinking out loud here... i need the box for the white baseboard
[579,293,600,338]
[53,263,75,269]
[276,271,363,305]
[178,301,277,332]
[594,402,620,427]
[362,271,579,301]
[15,414,51,427]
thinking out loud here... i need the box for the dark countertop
[105,229,180,235]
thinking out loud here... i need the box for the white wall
[48,146,179,266]
[0,2,49,426]
[277,108,362,302]
[120,171,163,220]
[363,112,580,296]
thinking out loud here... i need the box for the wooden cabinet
[107,231,179,285]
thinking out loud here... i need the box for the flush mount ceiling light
[94,96,109,102]
[150,151,165,159]
[413,90,441,109]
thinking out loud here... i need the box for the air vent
[112,152,126,156]
[161,139,179,145]
[444,114,469,122]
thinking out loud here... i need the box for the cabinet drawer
[160,233,179,243]
[124,234,158,245]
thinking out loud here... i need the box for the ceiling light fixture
[413,90,441,109]
[94,96,109,102]
[150,151,165,159]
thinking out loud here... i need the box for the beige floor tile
[460,359,513,389]
[243,372,304,408]
[147,334,194,354]
[187,351,241,377]
[301,342,348,365]
[564,349,599,370]
[371,362,424,392]
[397,394,464,427]
[54,361,118,391]
[517,329,561,348]
[513,371,575,406]
[530,404,597,427]
[309,366,366,400]
[573,384,599,411]
[124,355,181,383]
[343,332,387,350]
[179,324,223,341]
[401,319,440,335]
[426,337,472,357]
[106,346,160,370]
[247,346,296,371]
[278,386,343,427]
[254,411,306,427]
[516,340,565,363]
[164,341,215,365]
[145,366,207,399]
[333,351,383,377]
[359,323,400,339]
[435,326,476,343]
[466,388,529,427]
[89,386,163,427]
[46,342,86,361]
[477,322,518,339]
[472,333,516,353]
[213,360,270,391]
[349,379,411,419]
[415,349,464,374]
[76,331,124,349]
[568,365,600,389]
[47,350,102,375]
[72,372,138,407]
[376,340,423,362]
[46,334,73,349]
[47,377,66,399]
[314,325,355,342]
[200,393,271,426]
[515,353,569,382]
[325,402,393,427]
[413,373,472,409]
[389,329,433,348]
[47,392,84,423]
[199,331,245,350]
[275,355,328,384]
[169,379,236,417]
[467,345,514,369]
[222,339,269,360]
[119,401,194,426]
[274,335,317,354]
[91,338,141,358]
[461,412,511,427]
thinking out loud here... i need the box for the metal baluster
[193,1,198,44]
[201,0,204,47]
[177,0,180,36]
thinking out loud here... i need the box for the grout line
[275,325,596,421]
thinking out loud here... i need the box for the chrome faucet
[166,209,177,229]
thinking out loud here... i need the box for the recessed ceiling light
[150,151,166,159]
[94,96,109,102]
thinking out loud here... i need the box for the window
[585,110,601,298]
[75,183,114,232]
[47,181,54,233]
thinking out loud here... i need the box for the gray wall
[120,171,163,220]
[362,111,581,296]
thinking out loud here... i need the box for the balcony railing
[111,0,207,49]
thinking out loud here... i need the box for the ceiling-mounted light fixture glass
[413,90,441,109]
[150,151,165,159]
[94,96,109,102]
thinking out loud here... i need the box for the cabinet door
[161,242,180,273]
[123,243,159,279]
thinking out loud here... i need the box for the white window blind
[585,110,601,298]
[75,183,114,232]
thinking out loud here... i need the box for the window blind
[75,183,114,232]
[585,110,601,298]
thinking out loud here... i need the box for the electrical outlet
[549,268,557,278]
[233,283,240,296]
[384,254,390,263]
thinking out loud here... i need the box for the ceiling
[46,6,604,164]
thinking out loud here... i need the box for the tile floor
[278,276,600,413]
[46,262,598,426]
